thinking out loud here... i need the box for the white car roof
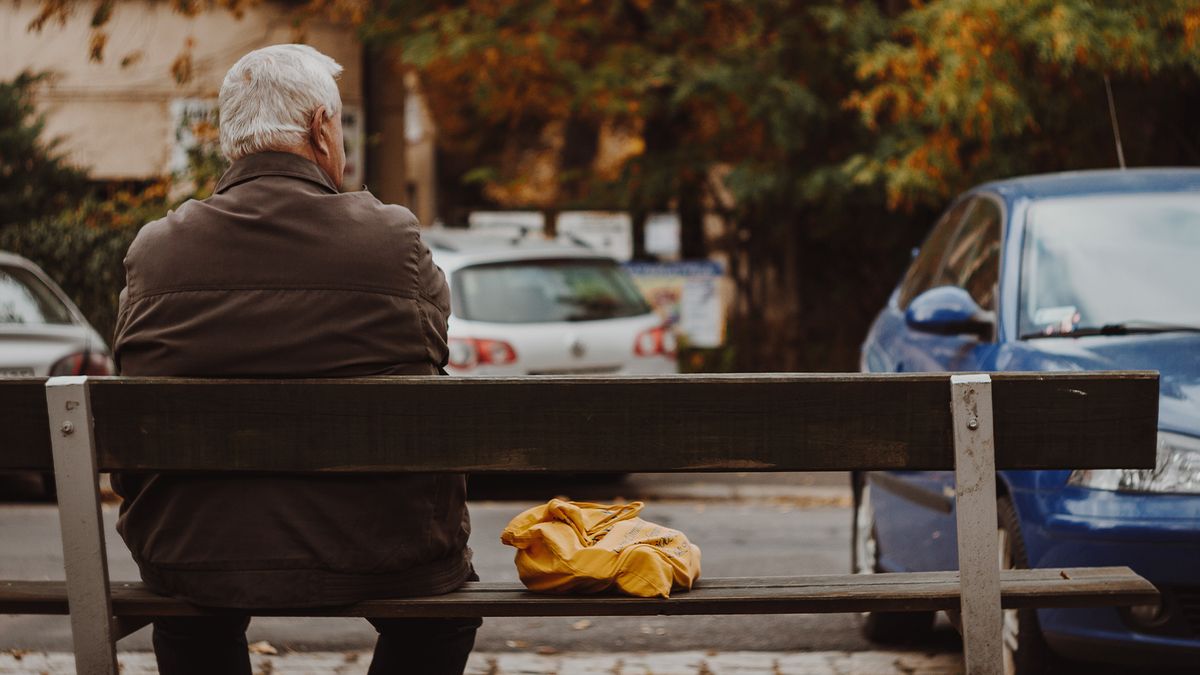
[425,228,617,272]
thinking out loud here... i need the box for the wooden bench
[0,372,1161,675]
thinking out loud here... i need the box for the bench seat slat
[0,568,1157,618]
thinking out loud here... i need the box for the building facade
[2,0,435,223]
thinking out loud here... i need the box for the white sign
[468,211,545,239]
[557,211,633,260]
[645,213,681,259]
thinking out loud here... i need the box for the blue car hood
[1005,333,1200,439]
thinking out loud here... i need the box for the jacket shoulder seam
[127,285,419,301]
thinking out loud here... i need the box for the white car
[0,251,113,377]
[2,251,112,497]
[427,229,677,376]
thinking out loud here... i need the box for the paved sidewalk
[0,650,962,674]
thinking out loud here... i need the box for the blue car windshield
[1020,193,1200,338]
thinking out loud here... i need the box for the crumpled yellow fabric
[500,499,701,598]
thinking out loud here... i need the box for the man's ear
[309,105,330,157]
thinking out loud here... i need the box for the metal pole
[950,374,1003,675]
[47,376,118,675]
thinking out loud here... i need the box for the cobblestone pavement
[0,650,962,674]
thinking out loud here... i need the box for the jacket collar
[214,152,339,195]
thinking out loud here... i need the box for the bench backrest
[3,372,1158,473]
[1,371,1161,675]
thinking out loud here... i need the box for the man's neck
[271,146,337,188]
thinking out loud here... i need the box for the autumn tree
[844,0,1200,209]
[41,0,1200,369]
[339,1,928,367]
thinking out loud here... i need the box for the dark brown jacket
[111,152,471,608]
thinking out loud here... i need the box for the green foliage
[0,71,89,229]
[358,1,925,368]
[34,0,1200,369]
[0,108,227,343]
[0,211,140,342]
[348,0,1200,369]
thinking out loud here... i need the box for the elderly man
[112,44,477,675]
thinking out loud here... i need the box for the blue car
[856,168,1200,673]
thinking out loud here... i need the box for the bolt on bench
[0,372,1161,675]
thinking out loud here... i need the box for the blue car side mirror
[905,286,995,339]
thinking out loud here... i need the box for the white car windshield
[0,265,73,326]
[1020,193,1200,337]
[453,259,650,323]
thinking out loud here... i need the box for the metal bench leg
[47,376,118,675]
[950,374,1003,675]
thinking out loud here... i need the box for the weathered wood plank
[0,378,52,471]
[0,568,1158,617]
[67,372,1156,473]
[0,373,1161,472]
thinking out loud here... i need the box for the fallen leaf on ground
[536,646,559,655]
[504,639,528,649]
[572,619,592,630]
[248,641,278,655]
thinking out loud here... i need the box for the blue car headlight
[1068,431,1200,494]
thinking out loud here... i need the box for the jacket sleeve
[112,286,130,374]
[411,222,451,368]
[111,227,145,375]
[416,234,451,323]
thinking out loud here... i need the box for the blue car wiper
[1021,321,1200,340]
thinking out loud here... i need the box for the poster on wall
[624,260,725,348]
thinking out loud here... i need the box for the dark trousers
[152,615,482,675]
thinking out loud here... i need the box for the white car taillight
[448,338,518,370]
[49,352,115,376]
[633,325,677,358]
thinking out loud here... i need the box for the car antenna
[1103,74,1126,170]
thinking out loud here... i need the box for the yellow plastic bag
[500,499,701,598]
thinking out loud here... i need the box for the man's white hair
[219,44,344,161]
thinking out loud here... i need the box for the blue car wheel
[851,472,937,643]
[997,495,1061,674]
